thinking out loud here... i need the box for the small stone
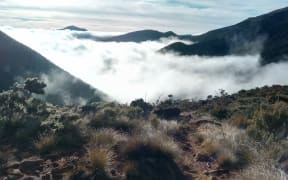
[6,161,20,169]
[7,168,22,176]
[19,159,44,175]
[41,174,51,180]
[196,153,214,162]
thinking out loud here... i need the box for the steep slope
[73,29,193,42]
[161,7,288,65]
[0,31,106,105]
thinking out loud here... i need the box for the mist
[1,26,288,103]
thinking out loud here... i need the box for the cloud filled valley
[1,26,288,103]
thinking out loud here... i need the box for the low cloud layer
[1,26,288,103]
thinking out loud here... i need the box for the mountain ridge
[59,25,88,31]
[73,29,194,42]
[160,6,288,65]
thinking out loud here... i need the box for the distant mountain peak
[59,25,88,32]
[73,29,193,42]
[164,31,177,36]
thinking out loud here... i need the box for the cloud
[1,26,288,103]
[0,1,287,34]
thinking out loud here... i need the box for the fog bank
[1,26,288,103]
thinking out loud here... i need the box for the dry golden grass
[197,123,252,170]
[234,162,286,180]
[229,115,249,128]
[89,128,127,149]
[198,123,287,178]
[88,147,115,174]
[200,140,219,156]
[35,133,56,154]
[122,131,181,161]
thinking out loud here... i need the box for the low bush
[55,123,85,151]
[89,108,137,133]
[211,104,229,120]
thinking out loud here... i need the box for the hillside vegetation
[1,78,288,180]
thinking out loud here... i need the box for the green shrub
[89,108,137,133]
[55,124,85,151]
[211,104,229,119]
[0,85,48,146]
[130,99,153,115]
[123,106,144,119]
[0,116,42,145]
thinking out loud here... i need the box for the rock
[194,120,221,127]
[44,154,61,161]
[41,174,51,180]
[7,168,22,175]
[51,164,74,179]
[279,160,288,173]
[68,170,91,180]
[204,169,229,177]
[6,161,20,169]
[5,169,23,179]
[21,176,38,180]
[196,154,214,162]
[19,159,44,175]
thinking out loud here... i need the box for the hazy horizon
[0,1,287,34]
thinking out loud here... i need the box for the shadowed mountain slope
[161,7,288,65]
[0,31,107,105]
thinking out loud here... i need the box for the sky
[0,0,287,34]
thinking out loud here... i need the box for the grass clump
[35,132,56,155]
[87,147,115,179]
[35,123,85,155]
[90,128,127,149]
[121,134,184,180]
[198,124,252,170]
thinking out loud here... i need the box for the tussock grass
[121,132,184,180]
[87,147,115,179]
[89,128,127,149]
[122,133,180,161]
[198,123,252,170]
[35,133,56,155]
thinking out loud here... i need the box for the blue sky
[0,0,287,33]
